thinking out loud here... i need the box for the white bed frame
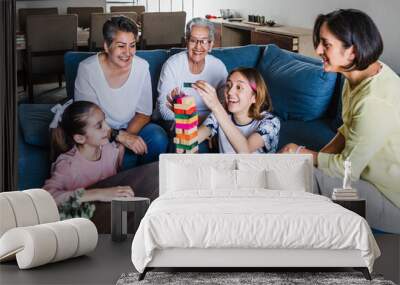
[139,154,371,280]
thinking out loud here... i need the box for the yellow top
[318,62,400,208]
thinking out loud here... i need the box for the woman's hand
[81,186,134,202]
[166,87,180,111]
[117,130,148,155]
[279,143,318,166]
[192,80,222,112]
[279,143,300,154]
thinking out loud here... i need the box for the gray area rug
[116,271,395,285]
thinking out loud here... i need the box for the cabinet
[332,199,366,218]
[251,30,297,51]
[252,25,315,57]
[210,19,316,58]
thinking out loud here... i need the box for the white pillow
[237,158,309,192]
[266,166,306,191]
[212,168,236,190]
[211,169,268,190]
[167,162,211,191]
[236,169,268,189]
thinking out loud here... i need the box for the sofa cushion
[170,45,262,72]
[257,44,337,121]
[136,50,169,105]
[18,104,55,147]
[210,45,262,72]
[278,118,336,151]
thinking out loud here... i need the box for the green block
[175,113,198,119]
[176,141,198,150]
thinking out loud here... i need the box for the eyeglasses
[188,37,211,46]
[113,42,136,49]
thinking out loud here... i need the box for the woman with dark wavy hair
[280,9,400,233]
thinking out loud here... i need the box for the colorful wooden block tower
[173,94,199,153]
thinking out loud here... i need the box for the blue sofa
[18,44,342,190]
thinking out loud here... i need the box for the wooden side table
[111,197,150,242]
[332,199,366,218]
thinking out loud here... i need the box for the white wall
[193,0,400,73]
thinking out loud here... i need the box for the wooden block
[184,127,198,135]
[176,148,184,154]
[173,137,180,144]
[176,141,198,150]
[185,146,199,153]
[174,102,196,111]
[176,131,198,140]
[180,137,198,145]
[175,121,198,130]
[175,113,198,120]
[174,108,185,115]
[175,115,198,125]
[181,97,195,105]
[184,106,197,115]
[175,128,183,134]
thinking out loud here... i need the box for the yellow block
[175,115,198,124]
[174,102,195,110]
[184,127,198,135]
[181,97,195,105]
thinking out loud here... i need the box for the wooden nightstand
[332,199,366,218]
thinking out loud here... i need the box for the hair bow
[49,99,73,129]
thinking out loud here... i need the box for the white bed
[131,154,380,280]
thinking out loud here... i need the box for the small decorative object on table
[332,158,359,200]
[111,197,150,242]
[245,16,276,26]
[265,20,276,27]
[332,158,365,218]
[173,93,199,154]
[220,9,234,19]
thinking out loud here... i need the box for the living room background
[15,0,400,73]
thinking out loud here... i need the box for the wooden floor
[373,234,400,284]
[0,234,398,285]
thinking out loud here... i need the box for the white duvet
[131,190,380,273]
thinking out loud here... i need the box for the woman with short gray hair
[185,17,216,42]
[75,16,168,169]
[157,17,228,152]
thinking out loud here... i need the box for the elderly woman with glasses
[156,17,228,145]
[74,16,168,169]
